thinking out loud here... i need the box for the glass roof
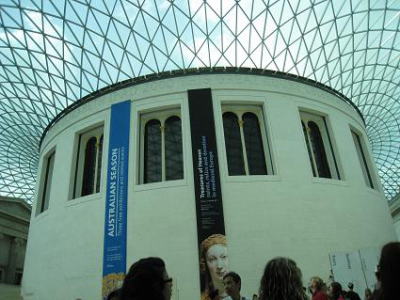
[0,0,399,203]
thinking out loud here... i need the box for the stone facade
[23,74,396,299]
[0,196,31,284]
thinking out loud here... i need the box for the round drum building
[22,70,396,300]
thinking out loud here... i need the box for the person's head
[258,257,307,300]
[377,242,400,298]
[309,276,324,294]
[223,271,241,296]
[329,282,343,300]
[348,282,354,291]
[200,234,228,290]
[120,257,172,300]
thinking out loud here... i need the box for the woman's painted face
[206,244,228,283]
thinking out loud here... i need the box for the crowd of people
[106,241,400,300]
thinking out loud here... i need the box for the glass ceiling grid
[0,0,399,203]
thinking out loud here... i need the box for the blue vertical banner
[102,100,131,299]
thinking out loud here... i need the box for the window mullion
[239,116,249,175]
[306,124,319,176]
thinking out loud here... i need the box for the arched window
[222,106,273,176]
[81,137,97,196]
[300,111,340,179]
[73,126,104,199]
[223,112,245,175]
[243,112,267,175]
[144,119,162,183]
[38,150,55,214]
[165,116,183,181]
[141,109,184,184]
[351,129,375,188]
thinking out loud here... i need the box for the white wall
[394,220,400,241]
[22,74,396,299]
[389,196,400,241]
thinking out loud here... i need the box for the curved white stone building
[23,70,396,300]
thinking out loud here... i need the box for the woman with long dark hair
[118,257,172,300]
[375,242,400,300]
[329,282,345,300]
[258,257,308,300]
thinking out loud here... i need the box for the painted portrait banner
[102,100,131,299]
[188,89,228,300]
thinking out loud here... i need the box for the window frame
[350,127,376,189]
[71,124,104,199]
[221,104,274,176]
[36,148,56,215]
[139,107,183,184]
[300,110,341,180]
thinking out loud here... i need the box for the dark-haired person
[310,277,328,300]
[258,257,308,300]
[329,282,345,300]
[374,241,400,300]
[222,271,250,300]
[346,282,361,300]
[119,257,172,300]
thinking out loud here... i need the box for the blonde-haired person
[310,276,328,300]
[258,257,308,300]
[200,234,229,300]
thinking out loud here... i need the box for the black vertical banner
[188,89,228,300]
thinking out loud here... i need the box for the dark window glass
[352,131,374,188]
[40,151,55,213]
[144,119,162,183]
[165,116,183,181]
[81,137,97,196]
[308,121,331,178]
[243,112,267,175]
[14,272,22,285]
[223,112,245,175]
[96,135,103,192]
[302,121,316,176]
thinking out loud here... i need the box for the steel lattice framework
[0,0,399,203]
